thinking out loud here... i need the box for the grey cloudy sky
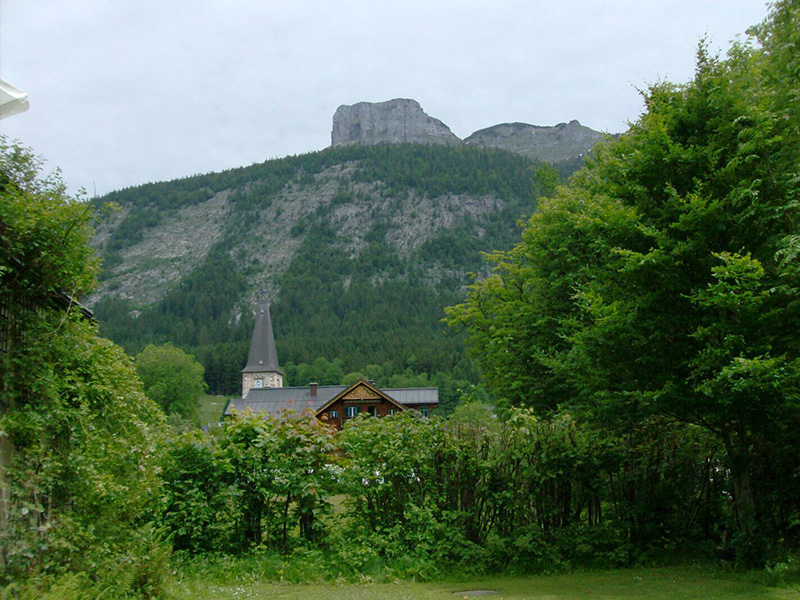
[1,0,769,197]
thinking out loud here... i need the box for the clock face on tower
[254,379,264,388]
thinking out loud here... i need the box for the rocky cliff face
[331,99,462,147]
[93,104,607,308]
[464,120,606,162]
[331,99,607,162]
[88,156,510,308]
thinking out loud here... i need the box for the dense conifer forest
[91,144,568,407]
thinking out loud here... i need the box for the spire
[242,301,283,375]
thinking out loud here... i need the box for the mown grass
[164,565,800,600]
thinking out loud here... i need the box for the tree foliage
[135,342,207,418]
[447,1,800,564]
[0,139,97,303]
[160,408,722,576]
[0,138,169,595]
[161,409,336,554]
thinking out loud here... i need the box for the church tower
[241,301,284,398]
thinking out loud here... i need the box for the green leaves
[135,343,207,419]
[1,138,98,304]
[162,409,337,553]
[1,314,169,589]
[448,1,800,564]
[1,141,171,592]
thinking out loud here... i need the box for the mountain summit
[464,120,606,162]
[331,98,461,147]
[330,98,606,161]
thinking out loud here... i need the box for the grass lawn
[197,394,228,425]
[165,566,800,600]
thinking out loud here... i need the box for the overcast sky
[1,1,769,197]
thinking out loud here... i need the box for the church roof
[241,301,283,375]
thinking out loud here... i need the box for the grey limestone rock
[464,120,606,162]
[331,98,462,148]
[330,98,608,162]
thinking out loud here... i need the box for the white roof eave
[0,79,30,120]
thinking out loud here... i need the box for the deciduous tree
[1,138,168,594]
[135,342,207,419]
[448,1,800,563]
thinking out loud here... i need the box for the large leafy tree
[448,1,800,562]
[1,139,168,593]
[135,342,207,418]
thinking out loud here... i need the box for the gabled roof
[242,301,283,375]
[315,379,406,415]
[224,381,438,417]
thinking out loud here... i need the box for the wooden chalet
[226,300,438,429]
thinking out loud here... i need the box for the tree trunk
[724,419,764,566]
[282,493,291,549]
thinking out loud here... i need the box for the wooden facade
[315,380,433,429]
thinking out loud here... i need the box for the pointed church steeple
[241,301,284,397]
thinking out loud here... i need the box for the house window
[387,408,396,416]
[419,406,429,418]
[344,406,360,418]
[330,410,338,419]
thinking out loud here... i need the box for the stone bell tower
[241,301,284,398]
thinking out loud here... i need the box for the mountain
[464,120,606,162]
[91,145,543,309]
[330,98,607,162]
[332,99,461,147]
[89,105,602,404]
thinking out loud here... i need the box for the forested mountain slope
[90,144,586,399]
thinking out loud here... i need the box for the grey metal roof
[242,301,283,375]
[382,388,439,405]
[228,385,344,414]
[226,396,320,416]
[225,384,438,416]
